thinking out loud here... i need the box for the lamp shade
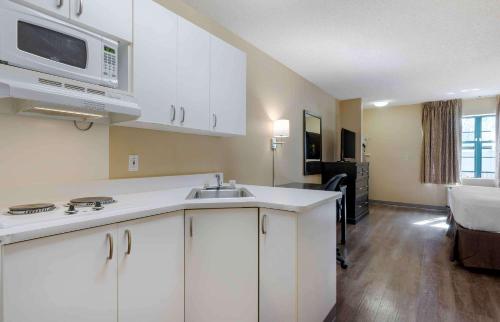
[273,119,289,138]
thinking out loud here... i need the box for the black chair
[324,173,348,269]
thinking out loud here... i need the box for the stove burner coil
[8,203,56,215]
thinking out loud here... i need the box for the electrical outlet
[128,155,139,172]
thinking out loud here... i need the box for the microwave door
[0,8,102,85]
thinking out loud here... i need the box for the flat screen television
[341,128,356,160]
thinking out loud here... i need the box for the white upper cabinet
[176,17,210,131]
[70,0,133,42]
[133,0,177,125]
[185,208,258,322]
[3,224,118,322]
[118,212,184,322]
[12,0,132,41]
[210,36,247,135]
[13,0,70,19]
[125,0,246,136]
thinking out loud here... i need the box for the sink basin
[186,187,254,200]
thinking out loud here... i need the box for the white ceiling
[180,0,500,107]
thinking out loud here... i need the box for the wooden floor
[336,204,500,322]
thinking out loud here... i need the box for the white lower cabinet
[1,203,336,322]
[259,209,298,322]
[3,224,119,322]
[118,211,184,322]
[185,208,258,322]
[2,211,184,322]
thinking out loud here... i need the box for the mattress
[449,185,500,233]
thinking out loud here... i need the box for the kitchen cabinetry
[176,17,210,131]
[297,202,337,322]
[185,208,258,322]
[125,0,246,136]
[3,224,118,322]
[13,0,132,42]
[69,0,133,42]
[259,209,298,322]
[2,211,184,322]
[15,0,70,19]
[210,35,247,135]
[132,0,177,125]
[118,212,184,322]
[0,200,337,322]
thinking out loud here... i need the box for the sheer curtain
[421,99,462,184]
[496,96,500,187]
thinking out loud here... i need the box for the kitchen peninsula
[0,174,340,322]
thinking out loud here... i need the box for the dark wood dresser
[322,162,369,224]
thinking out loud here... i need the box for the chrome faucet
[215,174,223,188]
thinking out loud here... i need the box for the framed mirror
[303,110,322,175]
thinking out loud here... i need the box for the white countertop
[0,184,341,245]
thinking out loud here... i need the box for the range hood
[0,64,140,123]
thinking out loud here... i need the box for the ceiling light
[460,88,480,93]
[373,101,389,107]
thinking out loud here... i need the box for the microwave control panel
[102,45,118,88]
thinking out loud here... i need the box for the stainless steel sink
[186,187,254,200]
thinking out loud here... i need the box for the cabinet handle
[56,0,63,8]
[180,107,185,124]
[189,217,193,237]
[76,0,83,15]
[170,105,176,122]
[261,214,268,235]
[212,113,217,128]
[125,229,132,255]
[106,233,113,260]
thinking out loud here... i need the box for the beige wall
[463,96,497,116]
[0,99,109,188]
[363,97,498,206]
[110,0,338,186]
[337,98,362,162]
[0,0,337,190]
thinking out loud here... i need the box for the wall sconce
[271,119,289,186]
[271,119,290,150]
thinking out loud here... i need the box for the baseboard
[369,199,448,213]
[324,304,336,322]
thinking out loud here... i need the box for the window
[461,115,496,178]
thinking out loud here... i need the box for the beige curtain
[496,97,500,187]
[421,99,462,184]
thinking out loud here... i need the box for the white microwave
[0,0,119,88]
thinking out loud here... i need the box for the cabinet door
[133,0,177,125]
[259,209,298,322]
[12,0,70,18]
[210,36,247,135]
[118,211,184,322]
[177,17,210,131]
[70,0,132,42]
[185,208,258,322]
[3,225,118,322]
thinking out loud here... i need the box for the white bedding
[449,185,500,233]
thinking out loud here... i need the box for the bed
[447,185,500,270]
